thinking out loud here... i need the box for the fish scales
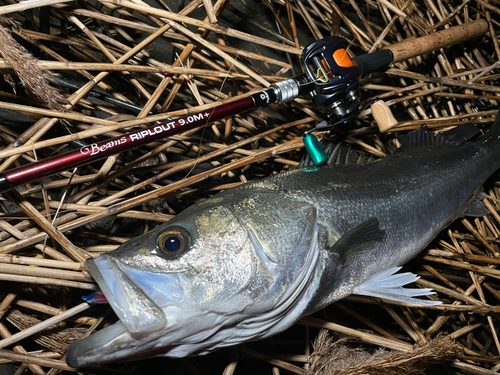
[247,140,495,309]
[67,115,500,367]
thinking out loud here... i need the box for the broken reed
[0,0,498,373]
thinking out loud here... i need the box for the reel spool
[301,37,362,129]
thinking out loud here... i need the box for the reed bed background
[0,0,498,373]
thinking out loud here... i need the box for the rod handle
[386,19,489,63]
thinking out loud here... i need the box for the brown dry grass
[0,0,498,374]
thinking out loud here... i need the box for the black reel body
[301,37,362,129]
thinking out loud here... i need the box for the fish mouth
[67,255,184,367]
[67,320,129,367]
[88,256,169,334]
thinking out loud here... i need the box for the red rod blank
[2,96,256,192]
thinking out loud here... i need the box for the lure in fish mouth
[68,114,500,368]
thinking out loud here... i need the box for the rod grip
[386,19,489,63]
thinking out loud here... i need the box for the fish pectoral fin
[353,267,442,306]
[331,218,385,263]
[465,192,490,217]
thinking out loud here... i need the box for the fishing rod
[0,19,488,193]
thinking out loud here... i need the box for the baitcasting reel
[271,36,370,135]
[300,36,362,127]
[298,37,365,165]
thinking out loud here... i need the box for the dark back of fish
[237,121,500,311]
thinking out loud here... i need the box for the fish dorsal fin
[353,267,442,305]
[396,126,445,152]
[396,124,480,152]
[442,123,481,145]
[299,142,380,168]
[332,218,385,263]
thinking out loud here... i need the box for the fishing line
[179,53,237,183]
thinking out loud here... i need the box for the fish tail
[477,110,500,153]
[489,110,500,136]
[475,110,500,179]
[482,110,500,140]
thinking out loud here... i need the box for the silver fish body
[67,118,500,367]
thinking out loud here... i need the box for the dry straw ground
[0,0,498,373]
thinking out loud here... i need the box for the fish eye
[158,229,190,256]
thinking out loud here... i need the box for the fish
[66,112,500,367]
